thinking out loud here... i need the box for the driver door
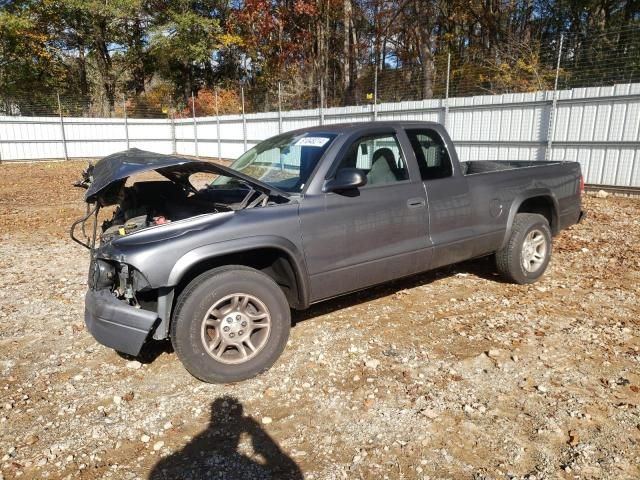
[299,130,432,302]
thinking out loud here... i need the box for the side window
[335,134,409,186]
[406,129,452,180]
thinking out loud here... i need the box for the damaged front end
[71,148,290,356]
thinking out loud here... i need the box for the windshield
[214,132,337,193]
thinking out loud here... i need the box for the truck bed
[459,159,583,238]
[461,160,563,175]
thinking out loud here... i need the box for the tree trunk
[93,20,115,115]
[130,18,146,95]
[343,0,351,95]
[414,2,434,99]
[76,42,88,100]
[315,0,326,108]
[349,15,359,104]
[421,46,434,99]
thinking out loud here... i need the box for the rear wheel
[495,213,552,284]
[171,266,291,383]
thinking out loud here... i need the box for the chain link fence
[2,26,639,120]
[1,26,640,188]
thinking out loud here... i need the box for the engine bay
[98,179,278,244]
[71,150,292,251]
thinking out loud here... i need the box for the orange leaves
[179,88,242,118]
[293,0,318,17]
[115,83,174,118]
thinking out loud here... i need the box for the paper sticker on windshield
[295,136,330,147]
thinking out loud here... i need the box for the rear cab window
[405,129,453,181]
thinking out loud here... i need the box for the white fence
[2,83,640,187]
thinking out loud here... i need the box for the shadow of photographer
[149,396,303,480]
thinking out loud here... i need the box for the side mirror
[323,168,367,193]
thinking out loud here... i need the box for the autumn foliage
[179,88,242,118]
[1,0,639,116]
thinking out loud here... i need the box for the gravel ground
[0,161,639,480]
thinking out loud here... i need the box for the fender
[500,188,559,249]
[167,235,311,308]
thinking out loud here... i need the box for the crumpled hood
[82,148,288,203]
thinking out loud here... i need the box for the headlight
[91,259,116,289]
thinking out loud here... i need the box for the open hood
[81,148,289,203]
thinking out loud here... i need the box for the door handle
[407,198,426,208]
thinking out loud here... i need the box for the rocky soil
[0,160,638,480]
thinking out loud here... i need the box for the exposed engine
[97,179,275,244]
[101,214,153,243]
[70,153,289,252]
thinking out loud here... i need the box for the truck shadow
[148,396,303,480]
[292,255,503,325]
[116,340,173,364]
[127,256,502,362]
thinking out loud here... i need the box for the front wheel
[495,213,552,284]
[171,266,291,383]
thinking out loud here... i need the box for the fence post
[278,82,283,134]
[319,77,325,125]
[546,33,564,161]
[191,91,199,158]
[57,93,68,160]
[215,88,221,160]
[373,65,378,121]
[170,112,176,155]
[444,52,451,128]
[123,94,130,150]
[241,85,247,151]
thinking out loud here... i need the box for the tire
[170,266,291,383]
[495,213,552,284]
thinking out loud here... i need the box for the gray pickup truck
[72,121,585,383]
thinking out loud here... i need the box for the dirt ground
[0,160,639,480]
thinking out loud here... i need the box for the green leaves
[151,9,220,63]
[1,0,638,115]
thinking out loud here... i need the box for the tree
[1,0,638,115]
[149,0,224,103]
[0,1,65,114]
[179,87,241,117]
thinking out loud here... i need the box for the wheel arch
[167,236,310,311]
[501,190,559,249]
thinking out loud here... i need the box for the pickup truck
[71,122,585,383]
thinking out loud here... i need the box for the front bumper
[85,289,158,356]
